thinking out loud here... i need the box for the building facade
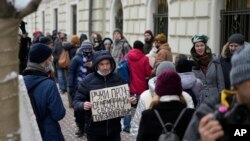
[24,0,250,54]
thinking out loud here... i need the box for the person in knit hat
[23,43,66,141]
[190,34,225,105]
[137,70,195,141]
[143,30,154,54]
[68,42,94,137]
[39,37,55,78]
[131,61,194,139]
[184,43,250,141]
[39,37,53,48]
[220,33,245,89]
[111,28,131,68]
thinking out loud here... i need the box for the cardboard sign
[90,84,131,122]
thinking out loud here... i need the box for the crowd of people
[18,28,250,141]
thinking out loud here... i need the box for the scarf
[191,46,212,73]
[25,62,47,74]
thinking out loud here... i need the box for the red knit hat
[155,70,182,96]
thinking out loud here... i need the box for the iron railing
[220,9,250,50]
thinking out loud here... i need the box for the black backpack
[154,108,187,141]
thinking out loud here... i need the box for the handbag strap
[172,108,187,131]
[154,108,188,133]
[154,109,168,133]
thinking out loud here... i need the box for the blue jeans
[57,68,67,91]
[123,94,140,131]
[123,114,131,131]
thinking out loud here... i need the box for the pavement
[59,93,134,141]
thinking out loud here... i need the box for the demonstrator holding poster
[73,50,137,141]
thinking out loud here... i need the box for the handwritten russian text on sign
[90,84,131,122]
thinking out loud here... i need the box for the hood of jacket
[148,76,156,94]
[128,49,145,61]
[92,50,116,73]
[102,37,113,45]
[178,72,197,89]
[23,68,49,91]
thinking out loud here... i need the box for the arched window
[115,0,123,32]
[220,0,250,48]
[154,0,168,38]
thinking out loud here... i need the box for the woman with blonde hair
[220,33,244,89]
[137,70,194,141]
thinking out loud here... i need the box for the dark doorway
[115,0,123,32]
[154,0,168,38]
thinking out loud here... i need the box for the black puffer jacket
[73,50,126,136]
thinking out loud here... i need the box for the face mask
[97,70,110,76]
[45,59,53,73]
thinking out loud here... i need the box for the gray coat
[193,56,225,106]
[111,38,131,68]
[183,94,220,141]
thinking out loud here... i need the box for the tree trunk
[0,18,20,141]
[0,0,41,140]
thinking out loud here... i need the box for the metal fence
[220,9,250,49]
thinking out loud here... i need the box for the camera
[222,104,250,125]
[215,104,250,141]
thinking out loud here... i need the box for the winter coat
[68,47,93,94]
[220,43,233,89]
[192,55,225,106]
[137,98,195,141]
[53,38,63,63]
[131,77,194,140]
[23,65,65,141]
[183,90,238,141]
[179,72,203,104]
[143,39,154,54]
[127,49,152,95]
[158,43,173,62]
[111,38,131,68]
[73,50,126,136]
